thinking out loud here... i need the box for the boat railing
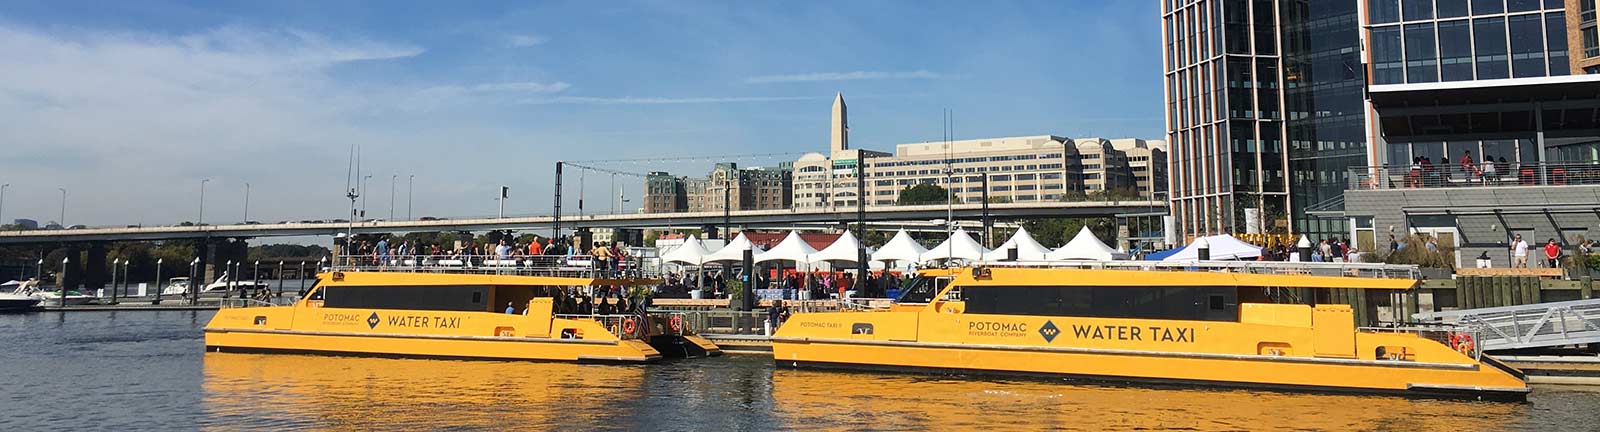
[669,310,771,336]
[554,313,653,340]
[969,260,1421,280]
[1360,324,1485,361]
[329,254,656,279]
[219,298,277,309]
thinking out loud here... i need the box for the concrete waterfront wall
[1346,184,1600,268]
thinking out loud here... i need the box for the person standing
[1388,234,1399,252]
[504,301,515,314]
[1511,234,1529,268]
[1545,239,1562,269]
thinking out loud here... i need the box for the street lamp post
[253,260,260,298]
[198,179,210,226]
[153,258,164,305]
[390,174,397,221]
[297,261,307,296]
[244,182,251,223]
[407,174,414,220]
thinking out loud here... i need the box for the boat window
[896,276,950,304]
[323,285,492,312]
[961,286,1239,322]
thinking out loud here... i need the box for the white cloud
[0,24,426,225]
[520,95,819,105]
[507,34,547,47]
[468,82,571,93]
[743,70,943,84]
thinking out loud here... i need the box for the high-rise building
[1162,0,1296,239]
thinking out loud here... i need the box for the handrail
[966,260,1420,280]
[1360,324,1485,360]
[1349,160,1600,190]
[328,254,656,279]
[220,298,277,309]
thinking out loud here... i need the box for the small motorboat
[0,280,43,312]
[171,272,271,298]
[12,279,95,306]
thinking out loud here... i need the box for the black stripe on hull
[774,359,1528,403]
[205,345,660,365]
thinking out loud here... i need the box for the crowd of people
[344,235,634,276]
[1404,150,1518,188]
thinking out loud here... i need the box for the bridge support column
[58,245,82,292]
[84,242,109,294]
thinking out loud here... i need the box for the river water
[3,311,1599,431]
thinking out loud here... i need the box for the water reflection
[771,369,1529,431]
[202,353,647,430]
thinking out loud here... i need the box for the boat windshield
[896,275,949,304]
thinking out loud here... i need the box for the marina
[5,309,1600,431]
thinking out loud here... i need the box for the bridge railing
[330,254,653,279]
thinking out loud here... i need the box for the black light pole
[553,161,563,239]
[856,160,867,293]
[981,173,991,247]
[297,261,307,296]
[722,186,731,241]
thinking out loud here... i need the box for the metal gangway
[1412,298,1600,351]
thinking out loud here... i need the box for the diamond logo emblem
[367,312,381,329]
[1038,320,1060,343]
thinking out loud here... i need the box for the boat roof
[917,261,1420,290]
[318,271,657,287]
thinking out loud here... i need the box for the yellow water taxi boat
[204,255,720,363]
[772,262,1529,400]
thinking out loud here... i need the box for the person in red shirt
[528,237,543,256]
[1459,150,1476,180]
[1545,239,1562,268]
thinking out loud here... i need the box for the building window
[1474,17,1510,80]
[1405,23,1439,83]
[1372,26,1404,84]
[1546,12,1570,75]
[1371,0,1400,24]
[1508,14,1547,78]
[1473,0,1504,14]
[1508,0,1541,13]
[1438,0,1468,18]
[1438,20,1473,81]
[1402,0,1433,21]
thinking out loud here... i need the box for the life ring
[1450,333,1475,354]
[669,315,684,332]
[621,317,638,335]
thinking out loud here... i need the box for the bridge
[0,200,1167,244]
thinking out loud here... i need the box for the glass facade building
[1364,0,1600,171]
[1162,0,1364,240]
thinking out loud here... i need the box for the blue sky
[0,0,1162,227]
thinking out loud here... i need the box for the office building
[1342,0,1600,266]
[794,94,1165,209]
[642,163,792,214]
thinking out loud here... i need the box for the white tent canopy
[660,236,711,265]
[703,232,765,263]
[1047,226,1131,261]
[982,227,1053,261]
[755,231,819,263]
[871,229,928,264]
[920,228,990,263]
[1160,234,1264,261]
[809,231,870,264]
